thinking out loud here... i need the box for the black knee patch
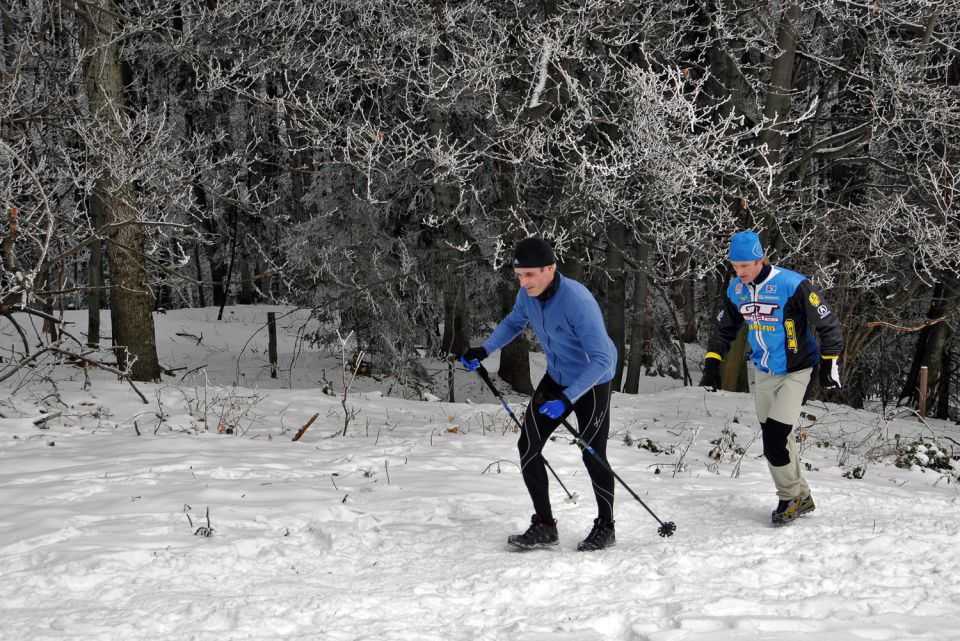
[762,418,793,467]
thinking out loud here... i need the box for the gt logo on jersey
[809,292,821,307]
[739,301,780,322]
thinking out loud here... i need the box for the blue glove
[459,346,488,372]
[537,395,570,420]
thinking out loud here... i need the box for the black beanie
[513,237,556,268]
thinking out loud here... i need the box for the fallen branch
[45,346,148,404]
[175,331,203,345]
[32,411,62,426]
[291,413,319,442]
[0,347,49,384]
[865,311,956,333]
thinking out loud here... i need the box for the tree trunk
[922,318,953,413]
[441,275,470,358]
[82,0,160,382]
[672,252,697,343]
[1,7,13,71]
[721,326,751,393]
[899,283,957,407]
[38,272,57,343]
[496,264,534,395]
[760,2,802,161]
[758,2,802,250]
[490,145,532,395]
[499,336,534,395]
[439,224,469,359]
[431,138,470,360]
[918,287,958,416]
[935,347,952,421]
[193,241,205,307]
[238,254,256,304]
[423,0,470,368]
[217,206,241,320]
[624,239,652,394]
[284,122,312,223]
[155,258,171,311]
[87,194,104,347]
[605,221,627,392]
[210,261,228,308]
[257,257,273,302]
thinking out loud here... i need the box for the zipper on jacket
[538,298,556,381]
[748,280,771,371]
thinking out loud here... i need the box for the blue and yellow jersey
[707,265,843,375]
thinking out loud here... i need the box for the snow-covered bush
[894,439,958,477]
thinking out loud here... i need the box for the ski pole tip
[657,522,677,538]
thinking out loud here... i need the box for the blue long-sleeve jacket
[482,273,616,402]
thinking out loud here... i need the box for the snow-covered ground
[1,307,958,641]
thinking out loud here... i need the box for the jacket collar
[536,271,561,302]
[749,264,772,286]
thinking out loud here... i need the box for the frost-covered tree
[1,0,956,414]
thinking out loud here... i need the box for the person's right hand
[459,346,488,372]
[700,357,721,392]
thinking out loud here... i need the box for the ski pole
[470,360,675,537]
[460,360,577,502]
[556,415,676,537]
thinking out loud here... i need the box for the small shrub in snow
[842,465,865,479]
[709,427,745,461]
[636,438,674,455]
[894,440,957,474]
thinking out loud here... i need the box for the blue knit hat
[729,231,765,261]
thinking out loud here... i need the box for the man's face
[515,264,556,297]
[731,259,765,284]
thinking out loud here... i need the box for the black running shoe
[771,493,816,525]
[507,514,558,549]
[577,517,616,551]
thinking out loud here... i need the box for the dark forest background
[1,1,957,419]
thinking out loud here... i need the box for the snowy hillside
[0,307,958,641]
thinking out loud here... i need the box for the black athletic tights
[518,374,614,523]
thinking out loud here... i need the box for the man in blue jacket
[460,237,618,551]
[701,230,843,525]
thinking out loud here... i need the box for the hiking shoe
[577,517,616,551]
[771,493,816,525]
[507,514,558,549]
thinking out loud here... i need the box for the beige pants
[754,367,812,500]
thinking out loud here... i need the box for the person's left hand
[818,356,841,389]
[537,394,570,420]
